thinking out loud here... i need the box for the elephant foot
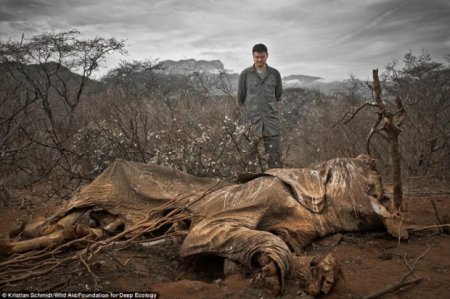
[251,253,282,296]
[291,253,340,296]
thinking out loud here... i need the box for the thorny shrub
[76,83,277,181]
[2,47,448,199]
[72,120,129,179]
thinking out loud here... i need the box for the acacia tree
[0,30,125,190]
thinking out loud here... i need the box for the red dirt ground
[1,178,449,298]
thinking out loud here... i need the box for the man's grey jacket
[238,65,282,137]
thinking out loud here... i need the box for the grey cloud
[0,0,448,81]
[335,0,450,47]
[0,8,15,22]
[0,0,48,12]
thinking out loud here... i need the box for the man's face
[253,51,268,69]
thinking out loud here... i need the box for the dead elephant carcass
[0,156,406,296]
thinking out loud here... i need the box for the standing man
[238,43,283,169]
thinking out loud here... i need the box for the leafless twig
[411,224,450,232]
[362,246,431,299]
[78,253,99,290]
[332,102,378,127]
[430,200,444,233]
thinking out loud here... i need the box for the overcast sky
[1,0,449,81]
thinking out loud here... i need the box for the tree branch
[366,112,383,155]
[333,102,378,127]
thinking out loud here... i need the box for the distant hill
[0,61,102,90]
[283,74,322,83]
[0,61,104,121]
[283,75,341,92]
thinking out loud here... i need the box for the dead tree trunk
[388,125,403,208]
[341,69,406,209]
[372,69,406,208]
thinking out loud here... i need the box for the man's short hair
[252,43,268,54]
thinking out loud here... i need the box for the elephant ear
[265,168,330,213]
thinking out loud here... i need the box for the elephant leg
[181,221,292,295]
[0,210,103,256]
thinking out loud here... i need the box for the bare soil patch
[1,178,449,298]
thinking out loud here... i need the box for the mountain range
[158,59,340,91]
[159,59,224,75]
